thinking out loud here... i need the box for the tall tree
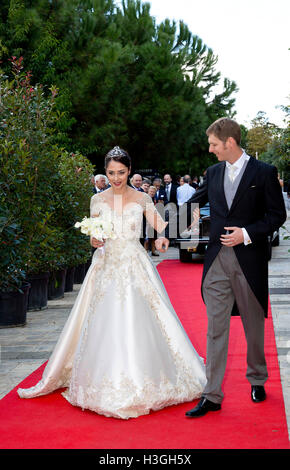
[0,0,238,175]
[246,111,278,158]
[255,104,290,177]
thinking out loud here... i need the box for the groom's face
[208,134,231,162]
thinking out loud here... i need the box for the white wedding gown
[17,191,206,419]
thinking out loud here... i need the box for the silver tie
[166,185,170,200]
[228,164,237,183]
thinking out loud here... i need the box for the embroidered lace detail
[62,368,204,419]
[17,191,206,417]
[63,207,205,418]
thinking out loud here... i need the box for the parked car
[175,203,210,262]
[175,203,279,262]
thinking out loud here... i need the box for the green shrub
[0,57,94,290]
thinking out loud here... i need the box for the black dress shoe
[185,397,221,418]
[251,385,266,403]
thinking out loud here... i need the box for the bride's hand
[91,237,105,249]
[155,237,169,253]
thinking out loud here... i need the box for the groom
[156,117,286,417]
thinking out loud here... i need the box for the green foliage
[240,124,248,150]
[0,204,26,292]
[0,58,94,290]
[57,149,95,267]
[246,108,290,177]
[246,111,277,158]
[0,0,238,176]
[0,56,62,280]
[267,104,290,178]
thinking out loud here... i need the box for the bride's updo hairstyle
[104,146,131,170]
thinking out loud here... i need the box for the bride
[17,146,206,419]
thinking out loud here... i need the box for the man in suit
[130,174,144,191]
[177,175,196,206]
[156,117,286,417]
[163,174,178,205]
[93,174,107,193]
[129,174,145,245]
[192,176,199,189]
[153,177,168,205]
[163,174,178,241]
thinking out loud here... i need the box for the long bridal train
[18,192,206,419]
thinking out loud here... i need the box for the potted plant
[0,58,67,306]
[1,59,52,308]
[25,227,67,302]
[57,150,95,285]
[0,206,29,327]
[73,238,93,284]
[1,58,94,315]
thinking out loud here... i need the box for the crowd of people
[91,169,290,209]
[91,171,202,206]
[90,171,203,256]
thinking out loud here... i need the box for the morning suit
[178,154,286,403]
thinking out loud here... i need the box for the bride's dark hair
[105,146,131,170]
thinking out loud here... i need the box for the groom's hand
[155,237,169,252]
[220,227,244,247]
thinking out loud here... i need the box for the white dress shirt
[177,183,196,206]
[225,150,250,182]
[226,151,251,246]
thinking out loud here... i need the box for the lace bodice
[90,190,167,241]
[17,187,206,417]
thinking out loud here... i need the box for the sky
[137,0,290,128]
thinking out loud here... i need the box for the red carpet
[0,260,289,449]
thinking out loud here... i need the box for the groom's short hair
[206,118,241,145]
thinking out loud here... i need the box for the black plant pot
[26,272,50,311]
[48,268,67,300]
[65,266,75,292]
[0,282,30,328]
[74,263,86,284]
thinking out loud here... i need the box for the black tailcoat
[179,157,287,316]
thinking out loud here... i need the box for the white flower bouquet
[74,213,116,255]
